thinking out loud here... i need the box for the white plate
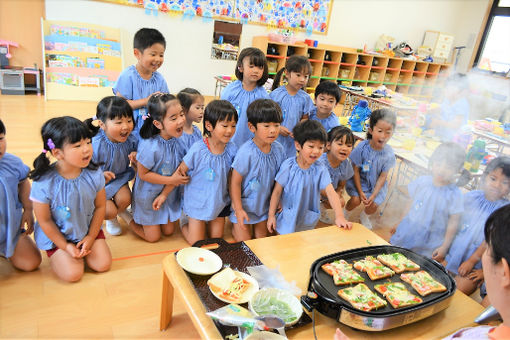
[176,247,223,275]
[208,270,259,304]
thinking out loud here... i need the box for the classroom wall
[44,0,489,97]
[0,0,45,68]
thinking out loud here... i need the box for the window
[474,0,510,75]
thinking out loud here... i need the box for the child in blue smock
[129,94,189,243]
[445,156,510,296]
[345,109,397,229]
[309,81,341,133]
[270,55,315,158]
[221,47,269,147]
[428,73,470,142]
[267,120,352,234]
[30,117,111,283]
[230,99,285,241]
[177,88,204,150]
[318,126,355,225]
[0,119,41,271]
[390,142,466,260]
[178,100,238,245]
[85,96,137,236]
[113,28,169,136]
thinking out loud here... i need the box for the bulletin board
[42,19,123,101]
[94,0,333,34]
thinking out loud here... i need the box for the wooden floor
[0,93,399,338]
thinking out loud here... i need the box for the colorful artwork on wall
[42,20,123,101]
[94,0,333,34]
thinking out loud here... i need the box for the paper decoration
[94,0,333,34]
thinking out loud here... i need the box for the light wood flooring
[0,93,400,339]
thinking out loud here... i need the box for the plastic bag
[246,265,301,296]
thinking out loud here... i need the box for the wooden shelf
[252,35,451,96]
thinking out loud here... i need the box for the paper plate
[208,269,259,304]
[176,247,223,275]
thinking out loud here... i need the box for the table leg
[160,270,174,331]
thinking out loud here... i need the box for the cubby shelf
[253,36,451,97]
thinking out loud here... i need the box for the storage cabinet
[253,36,451,99]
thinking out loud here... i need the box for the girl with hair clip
[177,100,238,245]
[230,99,285,241]
[221,47,269,148]
[445,156,510,296]
[177,88,205,150]
[318,126,355,225]
[129,94,189,243]
[267,120,352,235]
[345,108,397,229]
[29,116,111,282]
[390,142,468,260]
[0,119,41,272]
[270,55,315,158]
[85,96,138,236]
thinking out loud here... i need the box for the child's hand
[334,328,350,340]
[458,260,476,277]
[147,92,163,104]
[20,209,34,234]
[335,216,352,230]
[128,152,137,165]
[431,246,447,262]
[152,193,168,211]
[363,194,375,206]
[389,225,397,235]
[104,171,116,184]
[235,209,250,229]
[467,269,484,283]
[359,192,368,204]
[279,126,292,137]
[65,243,82,258]
[169,168,189,186]
[77,235,94,257]
[267,216,277,233]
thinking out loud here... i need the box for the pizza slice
[207,267,252,303]
[374,282,423,308]
[377,253,420,274]
[338,283,387,311]
[353,256,395,280]
[321,260,364,285]
[400,270,447,296]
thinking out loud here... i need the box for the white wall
[45,0,489,97]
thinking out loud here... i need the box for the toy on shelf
[348,100,371,132]
[465,139,487,173]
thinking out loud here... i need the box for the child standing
[319,126,355,224]
[113,28,169,135]
[345,108,397,229]
[309,80,341,132]
[230,99,285,241]
[267,120,352,234]
[30,117,111,282]
[85,96,137,236]
[270,55,315,158]
[129,94,188,243]
[179,100,238,245]
[0,120,41,271]
[221,47,269,148]
[177,88,204,150]
[445,156,510,295]
[390,142,466,260]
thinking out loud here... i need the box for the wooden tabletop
[161,224,484,339]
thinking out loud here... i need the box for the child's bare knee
[145,234,161,243]
[61,268,84,283]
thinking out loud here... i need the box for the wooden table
[340,88,418,117]
[160,225,484,339]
